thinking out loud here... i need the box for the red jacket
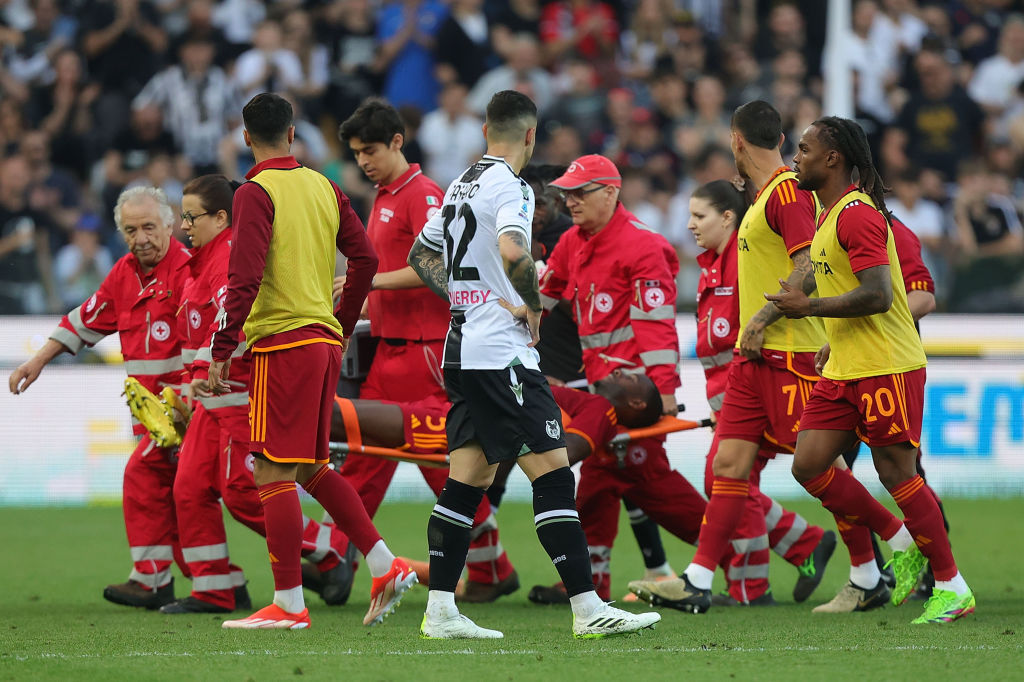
[177,227,250,413]
[540,203,681,394]
[695,230,739,412]
[51,243,192,435]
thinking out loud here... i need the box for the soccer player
[9,186,191,609]
[407,90,660,639]
[163,175,354,614]
[210,93,414,630]
[336,100,518,602]
[769,115,974,624]
[628,100,836,614]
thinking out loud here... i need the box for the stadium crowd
[0,0,1022,317]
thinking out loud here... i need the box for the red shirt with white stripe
[695,229,739,411]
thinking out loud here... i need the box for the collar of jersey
[481,154,516,175]
[379,163,423,195]
[246,155,300,180]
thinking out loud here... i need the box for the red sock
[257,481,303,591]
[692,476,749,571]
[803,467,903,540]
[302,465,382,555]
[833,514,875,565]
[890,475,958,581]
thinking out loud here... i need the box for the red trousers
[577,437,706,600]
[174,403,350,608]
[122,434,183,590]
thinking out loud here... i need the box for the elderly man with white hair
[9,186,192,609]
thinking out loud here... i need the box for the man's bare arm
[407,239,449,302]
[498,230,542,312]
[768,264,893,319]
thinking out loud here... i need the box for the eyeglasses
[181,211,210,227]
[558,186,606,202]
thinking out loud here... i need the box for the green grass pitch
[2,499,1021,681]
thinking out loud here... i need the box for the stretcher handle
[607,415,714,446]
[328,441,450,468]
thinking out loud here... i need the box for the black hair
[813,116,892,223]
[692,179,749,225]
[242,93,293,146]
[731,100,782,150]
[637,379,664,428]
[183,174,240,223]
[338,98,405,146]
[693,143,732,171]
[485,90,537,140]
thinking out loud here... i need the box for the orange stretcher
[327,415,713,469]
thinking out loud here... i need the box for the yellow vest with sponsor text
[736,169,825,353]
[811,189,927,380]
[244,166,344,345]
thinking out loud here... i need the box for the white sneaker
[420,611,504,639]
[572,602,661,639]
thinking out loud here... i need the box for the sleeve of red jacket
[890,218,935,294]
[50,262,121,354]
[331,180,378,337]
[628,237,681,394]
[192,256,232,382]
[212,182,273,361]
[538,235,569,311]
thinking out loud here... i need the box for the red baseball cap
[549,154,622,189]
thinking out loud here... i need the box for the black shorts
[444,364,566,465]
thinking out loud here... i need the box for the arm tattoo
[407,240,449,302]
[808,264,892,318]
[753,247,815,328]
[500,231,542,312]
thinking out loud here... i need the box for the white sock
[849,560,881,589]
[569,589,605,619]
[935,572,969,596]
[365,539,395,578]
[644,562,674,579]
[426,589,457,618]
[684,564,714,590]
[884,525,914,552]
[273,585,304,613]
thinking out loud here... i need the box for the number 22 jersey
[417,154,536,371]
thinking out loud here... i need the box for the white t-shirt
[887,198,946,240]
[418,155,537,371]
[968,55,1024,109]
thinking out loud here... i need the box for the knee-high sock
[890,475,958,581]
[302,465,381,555]
[834,513,875,566]
[691,476,750,571]
[802,466,904,540]
[257,481,303,591]
[533,468,593,597]
[428,478,486,592]
[624,499,668,570]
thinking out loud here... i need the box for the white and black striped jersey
[417,154,536,371]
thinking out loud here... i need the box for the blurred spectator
[539,0,620,64]
[547,57,605,151]
[25,49,99,179]
[419,81,484,187]
[467,33,554,115]
[133,34,239,175]
[753,2,807,69]
[0,98,28,157]
[618,165,667,236]
[0,155,58,314]
[79,0,168,144]
[544,124,584,166]
[233,20,302,103]
[722,45,770,111]
[873,0,929,56]
[618,0,675,82]
[21,130,80,235]
[321,0,380,123]
[888,166,949,296]
[615,107,678,191]
[844,0,897,124]
[434,0,495,89]
[967,15,1024,114]
[281,9,330,121]
[8,0,77,87]
[376,0,448,112]
[490,0,541,58]
[103,105,183,209]
[883,48,985,180]
[649,67,690,132]
[169,0,232,68]
[664,12,710,80]
[949,0,1004,65]
[397,104,425,166]
[598,87,635,160]
[53,213,113,311]
[952,160,1024,259]
[665,143,735,263]
[674,75,731,160]
[210,0,265,52]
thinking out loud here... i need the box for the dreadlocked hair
[813,116,892,225]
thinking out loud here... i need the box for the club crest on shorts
[545,419,561,439]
